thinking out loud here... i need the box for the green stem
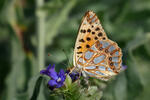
[36,0,46,70]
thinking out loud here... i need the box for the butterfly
[72,11,122,81]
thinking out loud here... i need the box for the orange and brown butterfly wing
[73,11,122,80]
[73,11,108,66]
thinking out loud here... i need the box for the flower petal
[46,64,58,80]
[50,71,58,80]
[58,69,66,82]
[56,82,64,88]
[40,68,49,76]
[48,64,55,72]
[40,70,47,75]
[48,80,57,87]
[48,80,64,88]
[40,64,66,90]
[40,64,54,76]
[46,64,51,70]
[40,64,59,80]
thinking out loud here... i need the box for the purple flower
[40,64,66,90]
[66,70,79,82]
[69,72,79,82]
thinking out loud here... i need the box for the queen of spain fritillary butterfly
[72,11,122,81]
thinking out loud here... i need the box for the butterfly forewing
[73,11,107,66]
[73,11,122,81]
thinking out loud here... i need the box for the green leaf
[64,75,72,89]
[28,74,43,100]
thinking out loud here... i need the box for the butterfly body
[73,11,122,81]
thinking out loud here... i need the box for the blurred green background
[0,0,150,100]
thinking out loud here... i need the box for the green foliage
[47,76,103,100]
[29,75,43,100]
[0,0,150,100]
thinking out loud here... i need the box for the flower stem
[36,0,46,70]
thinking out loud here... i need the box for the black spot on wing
[86,37,91,41]
[95,27,100,31]
[79,39,85,42]
[86,44,90,48]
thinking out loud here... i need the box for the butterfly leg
[68,66,76,74]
